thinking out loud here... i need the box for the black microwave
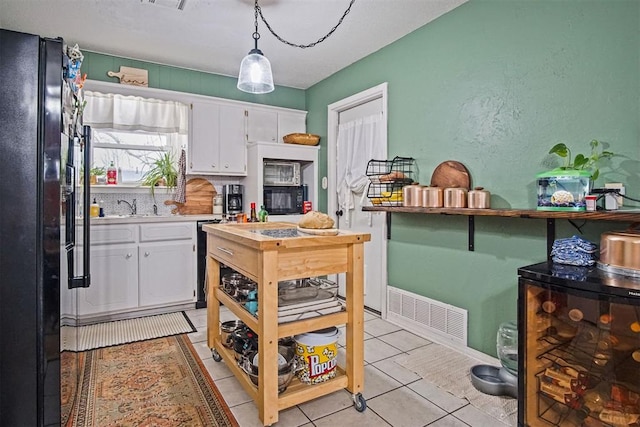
[263,185,307,215]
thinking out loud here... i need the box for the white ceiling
[0,0,467,89]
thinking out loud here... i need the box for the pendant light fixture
[237,0,274,94]
[237,0,356,94]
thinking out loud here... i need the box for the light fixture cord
[252,0,260,50]
[255,0,356,49]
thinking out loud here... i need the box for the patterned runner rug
[395,343,518,426]
[61,311,196,351]
[62,334,238,427]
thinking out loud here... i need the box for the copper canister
[422,186,444,208]
[444,187,467,208]
[468,187,491,209]
[402,185,424,207]
[599,226,640,273]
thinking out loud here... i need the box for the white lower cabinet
[62,221,196,322]
[138,240,194,307]
[77,245,139,316]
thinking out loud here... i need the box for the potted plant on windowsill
[89,166,106,185]
[537,140,614,211]
[141,152,178,196]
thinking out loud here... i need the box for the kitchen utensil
[468,187,491,209]
[431,161,471,190]
[422,186,444,208]
[402,184,423,207]
[220,320,245,348]
[598,223,640,274]
[164,178,216,215]
[444,187,467,208]
[241,340,298,393]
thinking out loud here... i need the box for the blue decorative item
[245,290,258,315]
[550,235,597,266]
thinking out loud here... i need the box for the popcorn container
[294,327,340,384]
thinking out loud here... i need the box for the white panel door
[138,241,195,307]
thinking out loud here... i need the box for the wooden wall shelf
[362,206,640,257]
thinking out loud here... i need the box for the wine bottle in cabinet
[518,262,640,427]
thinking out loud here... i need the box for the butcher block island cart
[203,221,371,426]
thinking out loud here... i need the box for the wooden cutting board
[297,226,340,236]
[430,161,471,190]
[164,178,216,215]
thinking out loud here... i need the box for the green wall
[82,51,306,110]
[305,0,640,355]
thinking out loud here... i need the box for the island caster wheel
[212,349,223,362]
[352,393,367,412]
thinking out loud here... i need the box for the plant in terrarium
[548,139,614,181]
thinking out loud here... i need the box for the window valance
[83,91,189,135]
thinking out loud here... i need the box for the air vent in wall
[142,0,187,11]
[387,286,467,346]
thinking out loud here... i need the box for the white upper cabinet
[246,107,306,143]
[246,108,278,143]
[189,101,247,175]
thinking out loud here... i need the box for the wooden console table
[203,222,370,426]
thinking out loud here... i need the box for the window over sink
[83,91,188,185]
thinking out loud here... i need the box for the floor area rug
[61,311,196,351]
[62,334,238,427]
[395,343,518,426]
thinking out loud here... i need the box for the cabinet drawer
[91,224,137,245]
[208,236,258,277]
[140,222,194,242]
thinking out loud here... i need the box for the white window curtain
[336,113,385,226]
[83,91,189,135]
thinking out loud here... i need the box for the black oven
[263,184,307,215]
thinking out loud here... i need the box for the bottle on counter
[106,161,117,185]
[90,198,100,218]
[249,202,258,222]
[258,205,268,222]
[577,383,609,421]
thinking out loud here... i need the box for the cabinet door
[219,105,247,175]
[189,101,220,174]
[138,240,195,307]
[278,111,306,142]
[77,245,139,316]
[246,108,278,143]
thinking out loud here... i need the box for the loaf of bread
[298,211,335,229]
[379,171,407,182]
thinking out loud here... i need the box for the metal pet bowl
[470,364,518,398]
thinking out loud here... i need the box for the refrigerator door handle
[68,125,91,289]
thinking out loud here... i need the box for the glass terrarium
[536,169,592,211]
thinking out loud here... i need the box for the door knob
[125,253,132,259]
[144,251,150,257]
[336,209,343,217]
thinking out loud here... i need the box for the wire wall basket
[366,156,417,206]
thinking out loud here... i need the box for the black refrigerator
[0,29,91,426]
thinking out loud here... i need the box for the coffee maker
[222,184,243,215]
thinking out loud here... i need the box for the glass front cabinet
[518,262,640,427]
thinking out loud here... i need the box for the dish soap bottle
[258,205,268,222]
[90,198,100,218]
[106,161,117,185]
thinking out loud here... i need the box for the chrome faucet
[117,198,137,215]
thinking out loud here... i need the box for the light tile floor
[184,307,509,427]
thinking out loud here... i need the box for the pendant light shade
[237,48,274,94]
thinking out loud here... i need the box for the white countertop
[86,214,222,224]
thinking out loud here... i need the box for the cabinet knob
[144,251,150,257]
[125,253,132,259]
[224,164,229,168]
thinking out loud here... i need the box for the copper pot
[599,224,640,274]
[444,187,467,208]
[468,187,491,209]
[422,186,443,208]
[402,185,424,207]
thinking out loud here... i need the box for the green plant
[90,166,106,176]
[548,139,614,180]
[141,152,178,195]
